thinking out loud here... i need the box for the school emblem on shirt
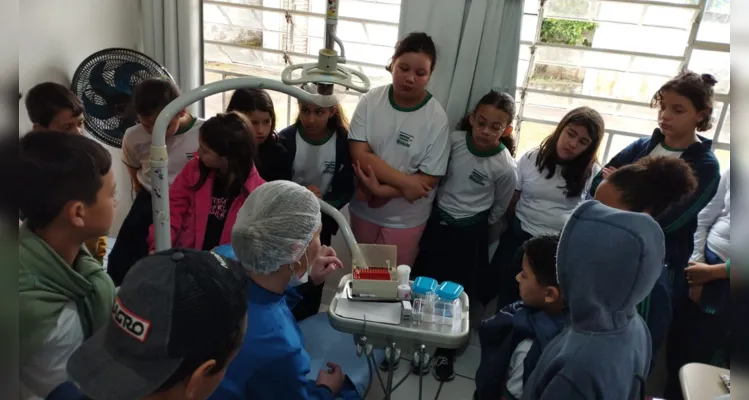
[397,131,414,148]
[469,169,489,186]
[323,161,336,174]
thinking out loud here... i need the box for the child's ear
[184,359,217,399]
[544,286,561,304]
[66,200,87,228]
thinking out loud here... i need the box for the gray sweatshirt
[522,200,665,400]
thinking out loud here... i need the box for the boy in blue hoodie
[474,234,567,400]
[521,201,664,400]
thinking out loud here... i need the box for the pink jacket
[148,155,266,250]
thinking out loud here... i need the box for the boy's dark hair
[386,32,438,73]
[458,90,517,156]
[25,82,83,126]
[607,155,698,218]
[133,78,181,117]
[193,112,258,196]
[522,234,560,288]
[651,70,717,132]
[535,107,604,198]
[19,130,112,230]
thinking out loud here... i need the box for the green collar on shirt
[660,141,689,152]
[297,123,334,146]
[466,131,505,157]
[388,85,432,112]
[175,115,197,136]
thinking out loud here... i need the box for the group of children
[17,30,730,400]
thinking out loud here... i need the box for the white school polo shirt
[121,117,203,192]
[436,131,518,224]
[348,85,450,229]
[514,147,600,237]
[291,127,338,196]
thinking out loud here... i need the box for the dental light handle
[318,200,368,268]
[149,77,339,251]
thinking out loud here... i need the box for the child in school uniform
[474,234,567,400]
[19,131,116,399]
[594,155,698,367]
[279,83,355,322]
[349,32,450,269]
[586,71,722,400]
[677,169,730,369]
[522,201,664,400]
[226,88,293,182]
[146,112,265,252]
[107,78,203,286]
[410,90,518,381]
[22,82,107,264]
[483,107,604,308]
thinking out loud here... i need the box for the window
[202,0,400,129]
[516,0,731,169]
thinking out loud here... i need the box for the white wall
[19,0,143,236]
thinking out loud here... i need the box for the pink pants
[349,213,426,267]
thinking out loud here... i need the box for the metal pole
[318,0,340,96]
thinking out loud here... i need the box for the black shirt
[202,172,238,251]
[256,134,293,182]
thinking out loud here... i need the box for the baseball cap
[68,248,248,400]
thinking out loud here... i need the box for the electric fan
[71,48,174,148]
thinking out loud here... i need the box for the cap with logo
[68,248,247,400]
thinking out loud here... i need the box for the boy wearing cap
[67,248,248,400]
[19,131,117,399]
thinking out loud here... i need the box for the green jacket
[19,223,115,364]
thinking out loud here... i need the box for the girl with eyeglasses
[483,106,604,309]
[411,91,520,382]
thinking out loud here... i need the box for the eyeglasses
[475,120,507,136]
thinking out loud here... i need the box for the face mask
[289,252,310,287]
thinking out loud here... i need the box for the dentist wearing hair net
[211,180,362,400]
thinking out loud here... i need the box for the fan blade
[114,61,148,94]
[82,92,116,120]
[88,61,121,98]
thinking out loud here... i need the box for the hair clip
[700,73,718,86]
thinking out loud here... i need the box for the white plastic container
[397,264,411,286]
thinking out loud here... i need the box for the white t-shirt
[506,339,533,400]
[19,302,83,399]
[649,142,685,158]
[348,85,450,229]
[437,131,518,224]
[691,169,730,262]
[122,117,203,192]
[515,148,600,237]
[291,129,338,196]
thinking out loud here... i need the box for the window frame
[202,0,397,126]
[516,0,730,163]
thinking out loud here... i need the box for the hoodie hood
[557,201,664,333]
